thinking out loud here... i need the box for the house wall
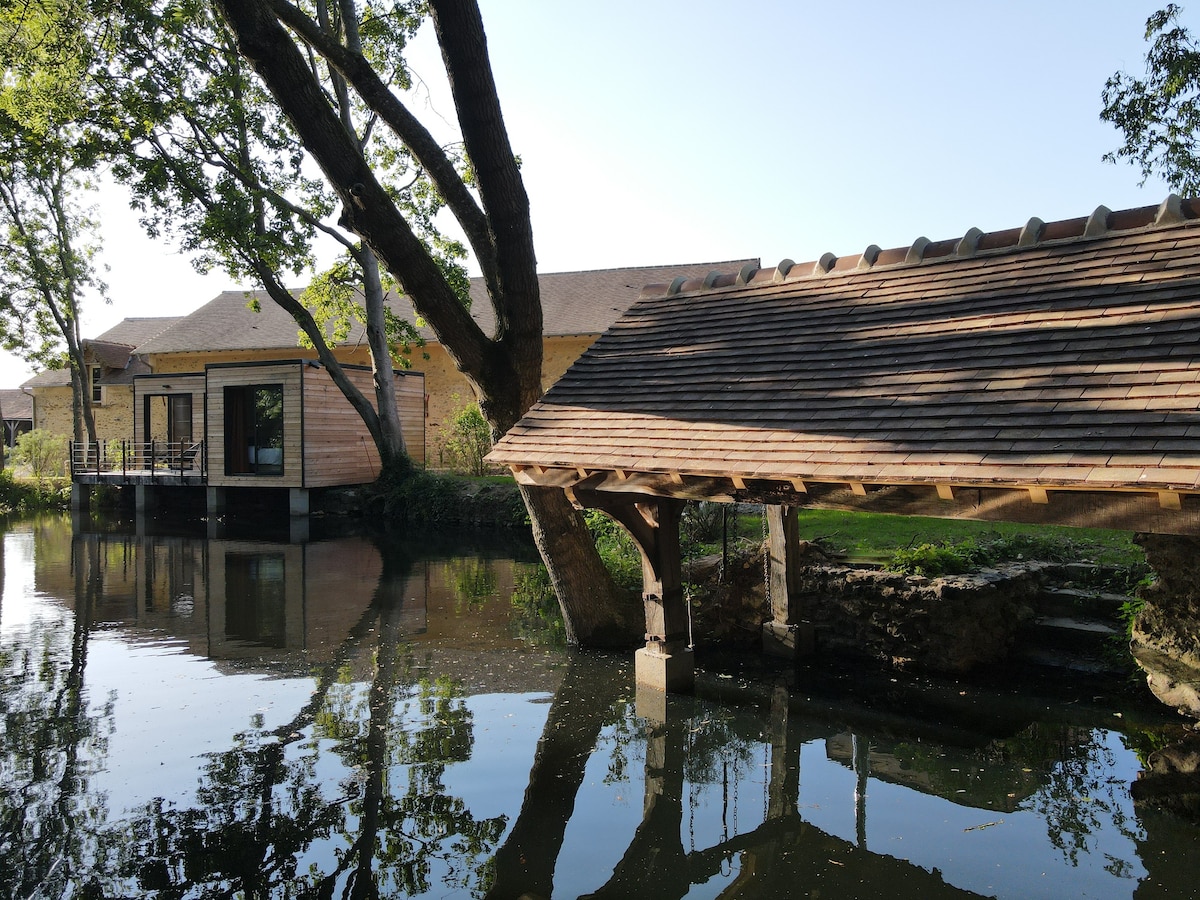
[205,362,305,490]
[299,365,424,487]
[33,383,135,442]
[299,365,380,488]
[421,334,595,468]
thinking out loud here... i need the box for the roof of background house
[95,316,185,348]
[488,197,1200,496]
[0,389,32,420]
[132,259,760,355]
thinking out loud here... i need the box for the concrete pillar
[762,504,815,660]
[288,487,310,517]
[206,486,227,518]
[70,482,91,513]
[135,484,154,514]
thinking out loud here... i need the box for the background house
[24,259,756,467]
[0,389,32,446]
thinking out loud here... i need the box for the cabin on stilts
[71,359,424,516]
[488,195,1200,694]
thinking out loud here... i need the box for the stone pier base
[635,643,694,694]
[762,621,816,660]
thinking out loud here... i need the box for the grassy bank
[382,474,1148,590]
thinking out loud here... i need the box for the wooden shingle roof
[489,197,1200,531]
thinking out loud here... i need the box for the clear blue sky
[0,0,1185,386]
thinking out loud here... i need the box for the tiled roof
[133,260,759,354]
[489,197,1200,496]
[0,389,32,420]
[95,317,185,348]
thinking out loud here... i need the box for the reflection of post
[766,681,801,821]
[579,695,689,900]
[486,654,626,900]
[853,733,869,851]
[762,505,815,659]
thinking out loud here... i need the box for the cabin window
[90,366,103,404]
[224,384,284,476]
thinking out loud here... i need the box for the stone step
[1035,587,1131,620]
[1011,614,1128,676]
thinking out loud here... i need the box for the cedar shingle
[490,203,1200,494]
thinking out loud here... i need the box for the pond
[2,513,1199,899]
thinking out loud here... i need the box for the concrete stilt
[206,486,227,518]
[635,643,695,695]
[288,487,310,517]
[135,484,154,514]
[70,483,91,513]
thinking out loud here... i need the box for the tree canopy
[1102,4,1200,193]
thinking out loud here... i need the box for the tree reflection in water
[1,520,1198,899]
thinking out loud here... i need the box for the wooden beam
[790,478,808,493]
[849,482,867,496]
[1160,491,1183,510]
[1028,487,1049,505]
[936,484,955,501]
[731,475,747,490]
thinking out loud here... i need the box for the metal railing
[69,440,206,480]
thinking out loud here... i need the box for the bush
[442,396,492,476]
[583,508,642,591]
[0,468,70,513]
[13,429,68,477]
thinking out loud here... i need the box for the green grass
[784,508,1144,569]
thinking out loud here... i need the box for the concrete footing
[635,643,694,695]
[762,621,816,660]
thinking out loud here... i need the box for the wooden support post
[587,495,694,694]
[763,504,815,659]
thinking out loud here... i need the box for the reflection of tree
[108,538,508,898]
[447,555,498,608]
[1021,725,1141,870]
[485,653,626,899]
[0,533,112,899]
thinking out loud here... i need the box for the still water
[2,514,1199,899]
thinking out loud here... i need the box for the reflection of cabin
[72,359,424,516]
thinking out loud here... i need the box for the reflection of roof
[489,198,1200,496]
[0,389,32,420]
[133,260,760,354]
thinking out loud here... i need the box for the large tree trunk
[216,0,633,646]
[521,485,641,647]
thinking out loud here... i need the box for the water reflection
[1,515,1199,898]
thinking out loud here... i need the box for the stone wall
[794,563,1044,673]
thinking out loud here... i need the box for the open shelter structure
[489,196,1200,693]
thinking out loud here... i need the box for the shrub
[442,396,493,476]
[583,508,642,591]
[0,468,70,513]
[13,429,68,477]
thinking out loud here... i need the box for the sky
[0,0,1186,387]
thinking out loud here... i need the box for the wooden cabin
[488,195,1200,693]
[73,359,424,516]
